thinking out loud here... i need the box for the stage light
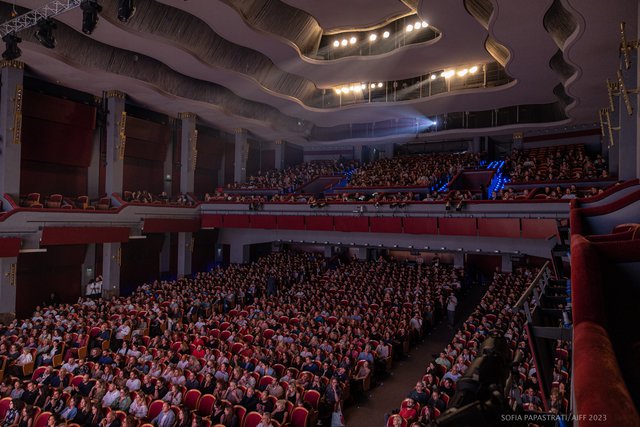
[457,68,468,77]
[406,24,414,32]
[117,0,135,23]
[414,22,422,29]
[334,88,341,94]
[2,33,21,60]
[35,19,56,49]
[360,84,366,90]
[370,83,376,89]
[369,33,377,42]
[341,39,348,46]
[382,31,390,38]
[422,22,428,28]
[342,86,350,93]
[377,82,383,88]
[442,70,455,78]
[81,0,103,35]
[469,65,479,73]
[333,40,339,47]
[349,36,357,44]
[430,74,437,80]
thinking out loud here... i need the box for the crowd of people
[0,252,465,427]
[506,144,609,183]
[388,267,571,426]
[346,153,480,188]
[228,161,358,193]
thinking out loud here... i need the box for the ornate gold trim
[113,247,122,266]
[118,111,127,160]
[274,139,284,145]
[190,129,198,170]
[4,263,16,286]
[105,90,126,100]
[234,128,246,135]
[12,84,23,145]
[178,112,196,119]
[0,60,24,69]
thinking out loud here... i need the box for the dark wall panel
[123,117,169,194]
[440,218,477,236]
[224,143,235,186]
[120,233,164,296]
[305,216,334,231]
[192,229,218,273]
[20,161,88,196]
[284,143,303,167]
[261,150,276,171]
[16,245,86,317]
[370,217,403,233]
[403,217,438,235]
[123,158,164,194]
[477,218,521,238]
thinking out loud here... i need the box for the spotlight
[382,31,390,38]
[469,65,479,73]
[442,70,455,78]
[430,74,437,80]
[406,24,414,32]
[81,0,103,35]
[457,68,468,77]
[422,22,429,28]
[35,19,57,49]
[341,39,348,46]
[414,22,422,29]
[377,82,383,88]
[117,0,135,23]
[369,33,377,42]
[333,40,340,47]
[349,36,357,44]
[334,88,342,94]
[2,33,21,60]
[342,86,350,93]
[360,84,366,90]
[370,83,376,89]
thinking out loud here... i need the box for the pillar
[512,132,523,151]
[324,246,334,258]
[618,57,638,180]
[177,232,193,278]
[0,258,17,319]
[234,128,248,184]
[353,145,364,162]
[274,140,285,170]
[230,243,249,264]
[501,254,513,273]
[468,136,482,153]
[102,243,121,298]
[0,60,24,196]
[384,142,395,159]
[179,113,197,194]
[453,252,464,269]
[104,90,126,195]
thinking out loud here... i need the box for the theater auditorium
[0,0,639,426]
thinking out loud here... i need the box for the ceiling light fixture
[414,22,422,29]
[406,24,414,32]
[377,82,383,88]
[360,84,366,90]
[382,31,390,39]
[430,74,437,80]
[81,0,103,35]
[334,88,341,94]
[35,19,56,49]
[341,39,348,47]
[1,33,21,60]
[370,83,376,89]
[349,36,357,44]
[469,65,479,73]
[457,68,468,77]
[117,0,135,23]
[422,22,429,28]
[333,40,340,47]
[442,70,455,78]
[369,33,377,42]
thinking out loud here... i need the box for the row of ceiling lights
[332,65,481,95]
[331,20,429,48]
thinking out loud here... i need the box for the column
[384,142,395,159]
[323,246,334,258]
[453,252,464,269]
[234,128,248,184]
[102,243,121,298]
[511,132,523,151]
[353,145,364,162]
[0,60,24,196]
[501,254,513,273]
[230,243,249,264]
[468,136,482,153]
[0,258,17,320]
[104,90,126,195]
[177,232,193,278]
[274,139,285,170]
[179,113,197,194]
[618,57,638,180]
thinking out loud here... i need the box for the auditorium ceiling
[0,0,635,145]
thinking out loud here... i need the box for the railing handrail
[515,261,551,309]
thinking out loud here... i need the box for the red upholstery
[570,235,606,326]
[573,321,640,427]
[290,407,309,427]
[184,389,201,411]
[243,412,262,427]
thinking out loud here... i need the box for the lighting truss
[0,0,82,38]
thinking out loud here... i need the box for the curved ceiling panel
[280,0,411,32]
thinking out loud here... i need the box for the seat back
[0,397,11,420]
[147,400,164,421]
[197,394,216,417]
[243,412,262,427]
[290,407,309,427]
[302,390,321,409]
[184,389,201,411]
[34,412,52,427]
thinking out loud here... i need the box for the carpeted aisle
[343,284,487,427]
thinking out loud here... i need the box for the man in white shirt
[101,383,121,408]
[126,372,141,391]
[62,358,79,373]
